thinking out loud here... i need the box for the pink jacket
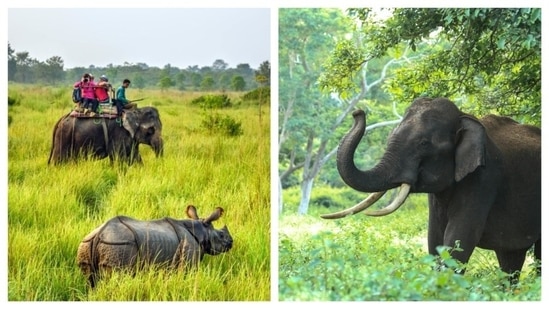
[80,81,96,99]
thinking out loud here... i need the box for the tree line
[7,43,270,91]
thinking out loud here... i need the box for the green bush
[242,87,270,102]
[279,206,541,301]
[8,96,20,106]
[191,94,232,109]
[200,112,243,136]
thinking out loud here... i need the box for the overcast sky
[8,8,270,69]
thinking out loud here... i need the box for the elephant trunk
[322,109,412,219]
[336,109,398,193]
[152,135,164,157]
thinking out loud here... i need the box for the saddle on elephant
[70,103,121,119]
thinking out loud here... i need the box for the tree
[14,51,33,83]
[175,72,186,90]
[191,72,202,89]
[158,75,174,91]
[255,60,270,86]
[212,59,228,71]
[236,63,253,76]
[329,8,541,125]
[201,76,215,90]
[133,75,146,89]
[8,43,16,81]
[231,76,246,91]
[218,72,231,90]
[44,56,65,83]
[279,8,354,214]
[279,8,414,215]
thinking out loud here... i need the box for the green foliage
[158,75,174,91]
[8,83,269,300]
[8,96,20,106]
[255,60,271,86]
[279,9,358,212]
[191,94,232,109]
[231,75,246,91]
[133,75,145,89]
[279,197,541,301]
[201,76,216,90]
[200,112,243,137]
[336,8,541,125]
[318,39,366,97]
[242,86,270,102]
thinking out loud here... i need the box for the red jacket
[94,81,110,102]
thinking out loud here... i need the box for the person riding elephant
[113,79,136,117]
[48,106,163,165]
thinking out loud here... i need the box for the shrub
[191,94,232,109]
[200,112,243,136]
[8,95,20,106]
[242,87,270,102]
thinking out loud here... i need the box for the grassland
[7,83,270,301]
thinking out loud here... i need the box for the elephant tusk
[363,183,411,217]
[320,191,386,219]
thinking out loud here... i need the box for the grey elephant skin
[48,106,163,165]
[323,97,540,283]
[77,205,233,288]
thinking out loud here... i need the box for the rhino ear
[122,110,139,138]
[186,205,199,220]
[203,207,224,224]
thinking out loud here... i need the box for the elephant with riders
[48,106,163,165]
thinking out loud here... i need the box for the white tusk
[363,183,411,217]
[320,191,386,219]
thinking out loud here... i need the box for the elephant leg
[495,248,528,285]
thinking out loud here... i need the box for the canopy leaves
[322,8,541,125]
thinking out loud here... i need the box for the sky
[8,8,270,70]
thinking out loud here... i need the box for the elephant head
[322,97,485,218]
[122,107,164,157]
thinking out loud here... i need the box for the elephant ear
[455,116,486,182]
[122,110,139,138]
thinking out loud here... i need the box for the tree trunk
[298,177,314,215]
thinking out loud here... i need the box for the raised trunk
[336,109,396,193]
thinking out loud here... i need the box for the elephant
[76,205,233,288]
[48,106,163,165]
[322,97,541,283]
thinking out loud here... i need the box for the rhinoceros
[77,205,233,287]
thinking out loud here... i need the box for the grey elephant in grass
[77,205,233,288]
[48,106,163,165]
[322,97,540,284]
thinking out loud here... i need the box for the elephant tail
[48,112,72,165]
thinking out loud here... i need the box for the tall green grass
[8,84,270,301]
